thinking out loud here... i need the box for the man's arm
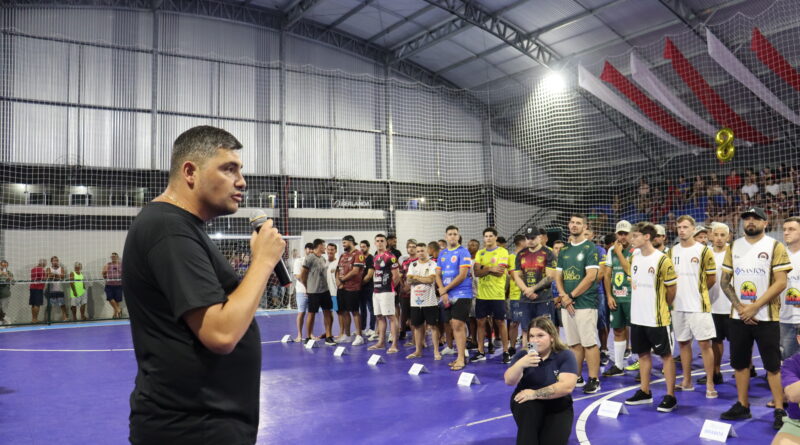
[299,267,309,289]
[569,268,599,298]
[183,220,285,355]
[719,270,743,310]
[69,272,77,296]
[665,282,677,306]
[391,268,402,287]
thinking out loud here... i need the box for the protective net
[1,2,799,325]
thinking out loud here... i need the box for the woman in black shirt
[504,316,578,445]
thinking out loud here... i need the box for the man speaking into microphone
[122,126,285,445]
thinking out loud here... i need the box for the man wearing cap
[694,226,709,245]
[719,207,791,430]
[512,227,557,345]
[336,235,366,346]
[654,225,669,252]
[602,220,635,377]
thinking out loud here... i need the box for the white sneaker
[352,335,365,346]
[441,347,457,355]
[364,329,374,336]
[368,333,379,341]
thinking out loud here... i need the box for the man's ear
[182,161,198,188]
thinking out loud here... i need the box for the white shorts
[70,294,87,307]
[671,310,716,342]
[562,308,599,348]
[373,292,396,316]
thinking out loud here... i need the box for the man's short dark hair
[570,213,587,223]
[327,243,337,249]
[483,227,498,236]
[360,240,370,248]
[513,234,526,246]
[633,222,657,240]
[304,243,314,250]
[497,236,506,244]
[445,225,459,233]
[375,234,386,240]
[428,241,440,252]
[438,239,446,244]
[312,239,325,248]
[603,233,616,246]
[170,126,243,179]
[786,216,800,226]
[553,240,565,247]
[387,234,397,240]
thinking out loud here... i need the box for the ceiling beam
[366,5,436,43]
[434,0,628,76]
[325,0,375,31]
[401,0,558,68]
[283,0,325,29]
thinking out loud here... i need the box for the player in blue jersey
[436,225,474,371]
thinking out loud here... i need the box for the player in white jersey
[669,215,717,397]
[624,222,679,413]
[780,217,800,360]
[699,222,731,386]
[719,207,791,430]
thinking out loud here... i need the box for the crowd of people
[0,253,126,324]
[287,210,800,445]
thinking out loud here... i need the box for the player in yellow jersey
[473,227,511,364]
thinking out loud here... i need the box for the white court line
[575,359,760,445]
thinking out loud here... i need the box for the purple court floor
[0,313,780,444]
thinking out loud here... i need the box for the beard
[744,225,764,237]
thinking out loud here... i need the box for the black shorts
[447,298,471,323]
[29,289,44,306]
[712,313,730,343]
[728,319,781,372]
[631,324,674,357]
[400,297,411,316]
[307,291,333,313]
[411,306,439,327]
[338,290,360,313]
[475,299,507,320]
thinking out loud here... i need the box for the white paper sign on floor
[597,401,629,419]
[281,335,292,343]
[305,339,318,349]
[408,363,429,375]
[367,354,385,365]
[457,372,480,386]
[333,346,348,357]
[699,420,737,443]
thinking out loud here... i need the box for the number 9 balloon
[715,128,735,162]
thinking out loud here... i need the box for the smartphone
[527,343,539,355]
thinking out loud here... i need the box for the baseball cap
[693,226,708,236]
[655,224,666,236]
[741,206,767,220]
[524,226,539,239]
[615,220,632,233]
[342,235,356,243]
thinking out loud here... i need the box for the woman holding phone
[504,316,578,445]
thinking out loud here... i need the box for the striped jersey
[630,249,677,327]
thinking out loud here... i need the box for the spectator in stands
[0,260,14,325]
[102,252,124,318]
[742,174,759,198]
[236,254,250,279]
[69,262,88,321]
[726,169,742,192]
[29,259,46,323]
[678,175,690,197]
[767,175,781,197]
[46,256,68,321]
[638,178,650,212]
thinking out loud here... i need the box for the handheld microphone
[249,211,292,287]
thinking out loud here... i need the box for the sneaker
[471,352,486,362]
[602,365,625,377]
[699,372,724,385]
[657,395,677,413]
[575,377,585,387]
[625,389,653,405]
[502,352,511,364]
[324,337,337,346]
[352,335,365,346]
[625,360,640,371]
[624,349,632,359]
[600,350,610,366]
[508,346,516,356]
[487,343,496,355]
[441,347,457,355]
[583,378,601,394]
[466,340,477,350]
[775,409,787,430]
[720,402,752,420]
[335,334,352,343]
[368,333,379,341]
[675,385,695,391]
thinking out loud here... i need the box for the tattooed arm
[512,373,578,402]
[719,270,742,311]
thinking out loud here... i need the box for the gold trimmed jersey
[630,250,678,327]
[475,247,509,301]
[508,253,521,301]
[722,235,792,322]
[668,242,716,313]
[780,248,800,324]
[709,247,731,315]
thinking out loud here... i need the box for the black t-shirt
[509,349,577,411]
[362,254,375,292]
[123,202,261,445]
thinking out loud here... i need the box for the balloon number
[715,128,735,162]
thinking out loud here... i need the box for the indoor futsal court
[3,0,800,444]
